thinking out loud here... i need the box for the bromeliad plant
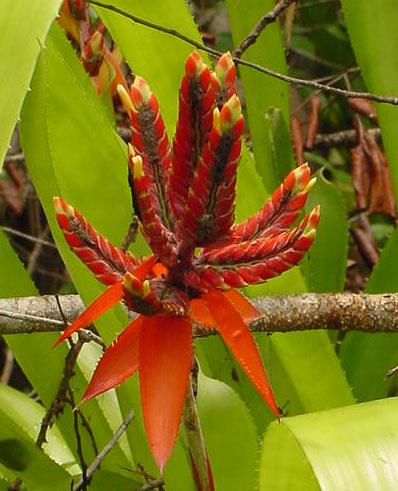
[53,51,319,471]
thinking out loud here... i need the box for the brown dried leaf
[305,96,321,149]
[350,215,379,268]
[290,116,305,166]
[350,144,369,211]
[0,179,23,214]
[363,132,396,218]
[348,97,378,124]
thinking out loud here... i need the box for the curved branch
[1,293,398,337]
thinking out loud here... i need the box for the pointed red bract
[83,316,142,401]
[204,289,280,417]
[223,290,260,324]
[190,298,217,329]
[53,281,124,348]
[139,315,193,471]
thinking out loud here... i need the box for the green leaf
[340,1,398,199]
[89,470,142,490]
[0,0,62,166]
[197,373,258,491]
[0,406,71,490]
[265,107,295,183]
[260,397,398,490]
[340,227,398,401]
[302,169,348,293]
[226,0,289,192]
[235,144,267,222]
[0,384,79,476]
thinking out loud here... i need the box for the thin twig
[27,225,49,275]
[1,226,57,248]
[134,464,165,491]
[120,215,139,252]
[71,389,88,491]
[73,411,135,491]
[36,337,85,448]
[136,479,165,491]
[0,346,14,384]
[87,0,398,106]
[3,153,24,163]
[234,0,293,57]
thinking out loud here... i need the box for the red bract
[53,51,320,471]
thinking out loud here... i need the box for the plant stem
[183,368,212,491]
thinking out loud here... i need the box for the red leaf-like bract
[53,281,124,347]
[139,315,193,471]
[204,289,279,417]
[83,316,142,401]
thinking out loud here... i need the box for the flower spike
[228,163,314,244]
[53,197,138,285]
[170,51,216,219]
[180,95,243,248]
[129,154,178,266]
[185,206,320,289]
[122,76,173,230]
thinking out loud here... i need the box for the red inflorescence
[53,51,320,471]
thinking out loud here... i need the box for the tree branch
[314,127,381,148]
[2,293,398,337]
[87,0,398,106]
[234,0,293,58]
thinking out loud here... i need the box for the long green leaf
[303,169,348,293]
[226,0,289,191]
[260,397,398,490]
[197,374,258,491]
[0,385,79,476]
[0,0,62,166]
[0,399,71,490]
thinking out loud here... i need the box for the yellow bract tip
[213,108,221,134]
[142,280,151,297]
[117,84,133,115]
[128,143,136,159]
[132,155,144,178]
